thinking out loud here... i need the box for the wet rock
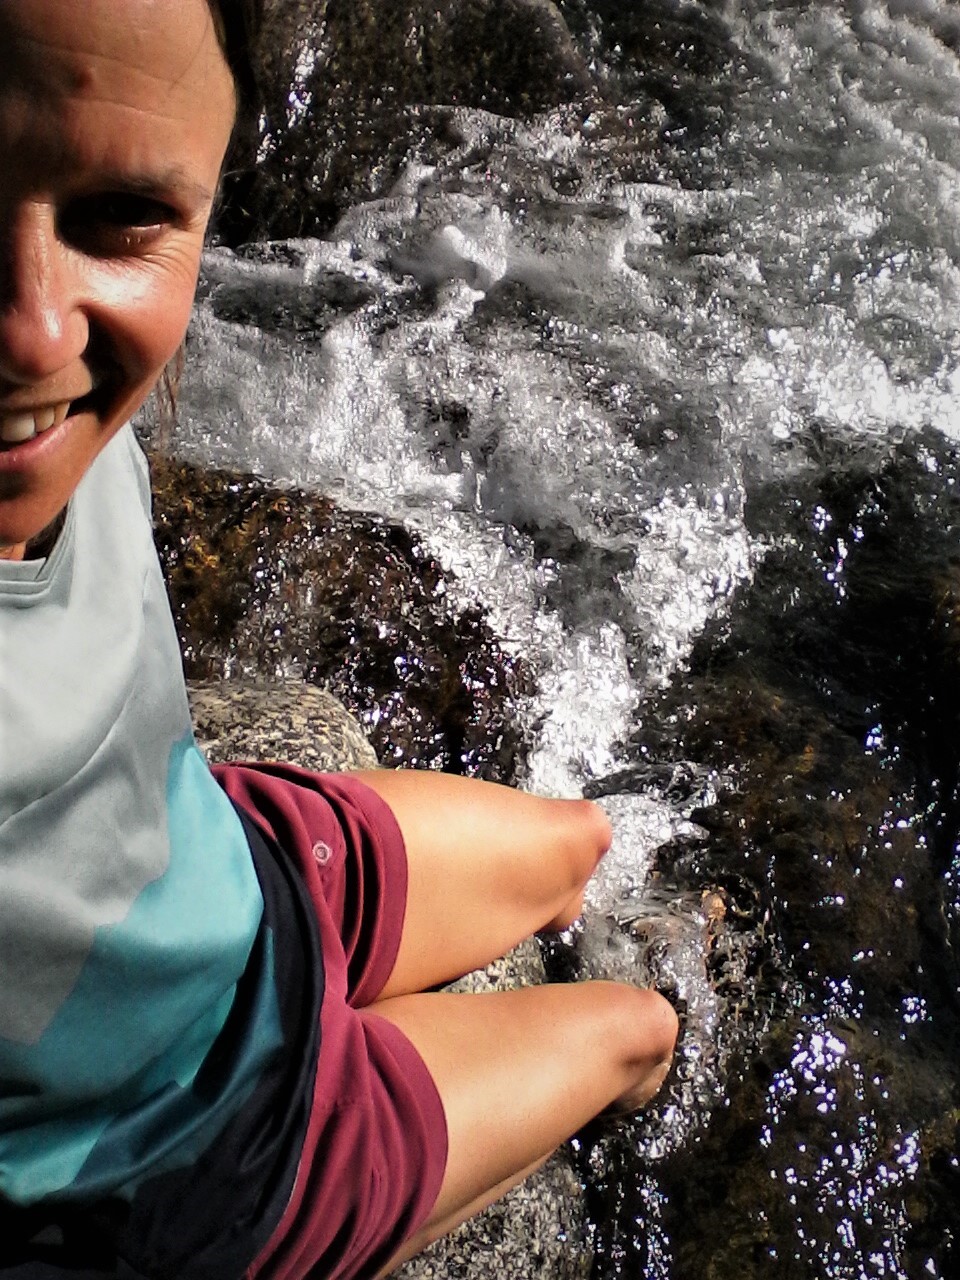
[583,431,960,1279]
[220,0,593,243]
[558,0,761,190]
[197,246,375,341]
[150,453,530,780]
[647,432,960,1025]
[557,0,738,94]
[257,0,591,119]
[217,0,744,243]
[597,1015,954,1280]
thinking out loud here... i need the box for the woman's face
[0,0,236,559]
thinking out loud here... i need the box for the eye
[59,192,177,257]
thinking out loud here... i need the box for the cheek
[97,258,202,386]
[132,291,192,380]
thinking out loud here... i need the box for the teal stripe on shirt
[0,737,279,1204]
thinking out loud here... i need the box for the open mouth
[0,388,105,449]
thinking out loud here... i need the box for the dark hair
[154,0,265,441]
[206,0,264,113]
[206,0,266,239]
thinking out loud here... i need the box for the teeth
[0,414,36,444]
[0,403,72,445]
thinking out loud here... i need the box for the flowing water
[155,2,960,1275]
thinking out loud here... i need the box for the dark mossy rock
[258,0,590,121]
[217,0,743,243]
[553,0,754,189]
[637,432,960,1017]
[150,454,530,780]
[594,1016,958,1280]
[583,431,960,1279]
[219,0,593,242]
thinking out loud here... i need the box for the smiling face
[0,0,236,559]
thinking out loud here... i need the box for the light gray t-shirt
[0,426,276,1204]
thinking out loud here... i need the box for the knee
[633,988,680,1068]
[534,797,611,931]
[598,984,679,1075]
[548,797,612,895]
[579,799,613,867]
[569,982,679,1113]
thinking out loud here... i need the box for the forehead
[0,0,234,173]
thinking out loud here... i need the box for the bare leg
[369,982,679,1277]
[347,769,612,999]
[345,769,676,1276]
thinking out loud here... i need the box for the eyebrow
[97,166,215,207]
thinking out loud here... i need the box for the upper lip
[0,392,92,416]
[0,401,70,414]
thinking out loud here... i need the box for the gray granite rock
[394,1153,591,1280]
[188,678,592,1277]
[187,678,378,770]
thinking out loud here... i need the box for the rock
[256,0,590,120]
[214,0,747,243]
[187,678,378,770]
[395,938,593,1280]
[584,431,960,1278]
[394,1154,591,1280]
[150,453,530,780]
[219,0,594,243]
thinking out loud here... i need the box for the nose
[0,203,89,387]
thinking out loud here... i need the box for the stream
[153,1,960,1275]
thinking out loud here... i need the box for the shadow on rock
[220,0,592,242]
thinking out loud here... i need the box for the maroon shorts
[212,763,448,1280]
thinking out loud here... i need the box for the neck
[1,511,66,563]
